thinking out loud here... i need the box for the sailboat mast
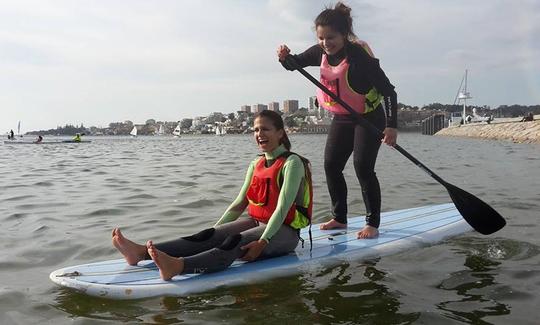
[462,69,467,121]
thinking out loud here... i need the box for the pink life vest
[316,54,366,115]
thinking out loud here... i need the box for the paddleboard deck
[50,203,471,299]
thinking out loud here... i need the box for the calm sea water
[0,133,538,324]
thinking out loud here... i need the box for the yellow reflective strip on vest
[365,87,383,113]
[248,198,265,206]
[290,212,309,229]
[289,178,311,229]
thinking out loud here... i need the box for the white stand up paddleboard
[50,203,471,299]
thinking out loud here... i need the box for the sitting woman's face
[253,116,284,153]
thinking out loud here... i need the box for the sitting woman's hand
[240,239,268,261]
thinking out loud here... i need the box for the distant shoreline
[435,117,540,143]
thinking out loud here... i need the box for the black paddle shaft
[283,55,506,235]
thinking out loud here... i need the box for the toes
[146,241,156,257]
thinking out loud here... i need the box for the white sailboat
[157,124,165,136]
[130,126,138,137]
[450,70,491,125]
[215,124,226,136]
[172,123,181,137]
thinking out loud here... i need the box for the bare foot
[147,240,184,281]
[320,219,347,230]
[357,225,379,239]
[112,228,147,266]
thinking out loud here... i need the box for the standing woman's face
[253,117,283,153]
[316,25,346,55]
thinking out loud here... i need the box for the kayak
[3,140,91,144]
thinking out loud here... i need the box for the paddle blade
[444,182,506,235]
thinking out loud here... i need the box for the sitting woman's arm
[214,160,255,226]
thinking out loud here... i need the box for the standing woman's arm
[279,44,323,70]
[365,56,399,145]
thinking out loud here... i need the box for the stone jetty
[435,118,540,143]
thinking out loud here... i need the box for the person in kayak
[34,135,43,143]
[72,133,82,142]
[112,110,313,280]
[277,1,398,239]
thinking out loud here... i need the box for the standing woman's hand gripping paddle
[277,45,290,62]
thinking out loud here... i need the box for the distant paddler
[72,133,82,142]
[34,135,43,143]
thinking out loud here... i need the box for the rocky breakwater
[435,119,540,143]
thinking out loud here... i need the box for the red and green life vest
[246,152,312,229]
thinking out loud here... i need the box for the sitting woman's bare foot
[147,240,184,281]
[112,228,147,266]
[320,218,347,230]
[357,225,379,239]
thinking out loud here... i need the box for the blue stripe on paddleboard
[89,216,465,286]
[69,213,463,285]
[61,204,456,280]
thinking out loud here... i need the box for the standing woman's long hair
[314,2,357,42]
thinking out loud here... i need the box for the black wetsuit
[282,42,398,228]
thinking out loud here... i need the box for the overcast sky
[1,0,539,132]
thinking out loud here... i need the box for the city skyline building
[268,101,280,112]
[309,96,317,111]
[283,99,299,114]
[252,104,268,114]
[240,105,251,113]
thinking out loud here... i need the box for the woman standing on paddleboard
[112,110,313,280]
[277,2,398,239]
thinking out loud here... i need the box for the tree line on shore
[24,103,539,136]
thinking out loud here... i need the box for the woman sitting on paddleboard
[112,110,312,280]
[277,2,398,239]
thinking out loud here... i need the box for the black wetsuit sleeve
[281,43,398,128]
[280,45,323,70]
[347,44,398,129]
[365,58,398,128]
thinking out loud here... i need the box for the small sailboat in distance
[17,121,23,138]
[157,124,165,136]
[173,123,181,137]
[130,126,138,137]
[450,70,492,125]
[215,123,226,136]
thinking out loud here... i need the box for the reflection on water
[436,237,540,324]
[1,134,539,324]
[302,260,420,324]
[51,261,422,324]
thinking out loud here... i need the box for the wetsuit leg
[182,223,299,274]
[150,218,258,258]
[352,108,386,228]
[257,224,300,258]
[324,116,355,224]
